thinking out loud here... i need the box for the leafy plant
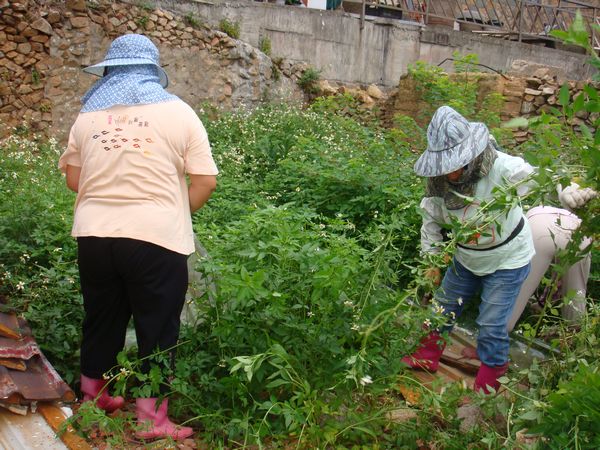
[184,12,201,29]
[297,67,321,94]
[135,15,149,28]
[259,35,271,56]
[219,18,240,39]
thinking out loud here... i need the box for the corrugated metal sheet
[0,312,75,405]
[0,408,68,450]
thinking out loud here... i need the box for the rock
[66,0,88,12]
[521,101,535,114]
[524,88,542,96]
[525,77,542,88]
[386,408,418,423]
[317,79,336,96]
[541,86,555,96]
[457,404,482,433]
[366,83,384,99]
[16,42,31,54]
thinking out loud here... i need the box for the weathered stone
[22,27,39,38]
[12,35,27,44]
[66,0,87,12]
[524,88,542,96]
[127,20,138,31]
[16,42,31,54]
[541,86,555,96]
[11,3,27,12]
[46,10,62,24]
[71,16,90,29]
[525,77,542,88]
[2,41,17,53]
[366,84,383,99]
[2,14,17,27]
[109,17,121,27]
[223,84,232,96]
[16,84,32,95]
[521,101,535,114]
[90,13,104,25]
[16,21,28,33]
[534,95,546,106]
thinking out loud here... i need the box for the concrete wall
[138,0,595,86]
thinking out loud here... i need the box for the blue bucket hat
[414,106,489,177]
[83,34,169,87]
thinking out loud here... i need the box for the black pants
[77,237,188,380]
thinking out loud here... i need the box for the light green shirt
[420,151,535,276]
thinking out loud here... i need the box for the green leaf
[572,92,585,113]
[266,379,290,388]
[558,84,570,107]
[502,117,529,129]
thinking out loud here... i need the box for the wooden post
[518,0,524,42]
[361,0,366,30]
[593,7,598,54]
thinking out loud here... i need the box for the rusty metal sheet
[0,313,21,340]
[0,336,40,360]
[0,354,76,404]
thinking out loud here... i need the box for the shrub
[219,18,240,39]
[297,67,321,94]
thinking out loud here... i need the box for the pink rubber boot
[401,331,446,372]
[80,375,125,413]
[473,362,509,394]
[135,398,194,440]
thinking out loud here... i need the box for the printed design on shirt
[91,115,154,155]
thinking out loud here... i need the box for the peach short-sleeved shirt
[59,100,218,255]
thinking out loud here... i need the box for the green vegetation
[135,15,149,29]
[1,15,598,448]
[219,18,240,39]
[297,66,321,94]
[184,12,202,29]
[259,36,271,56]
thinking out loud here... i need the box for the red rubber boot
[135,398,194,440]
[473,362,509,394]
[80,375,125,413]
[401,331,446,372]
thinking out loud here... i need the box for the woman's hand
[425,267,442,286]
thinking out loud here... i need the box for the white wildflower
[343,300,354,308]
[359,375,373,386]
[351,323,360,331]
[16,281,25,291]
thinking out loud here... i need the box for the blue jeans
[433,258,531,367]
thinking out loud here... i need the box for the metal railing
[357,0,599,48]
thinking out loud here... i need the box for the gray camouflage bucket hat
[83,34,169,87]
[414,106,489,177]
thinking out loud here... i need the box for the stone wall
[382,71,595,143]
[0,0,302,141]
[0,0,595,143]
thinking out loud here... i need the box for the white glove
[557,182,598,211]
